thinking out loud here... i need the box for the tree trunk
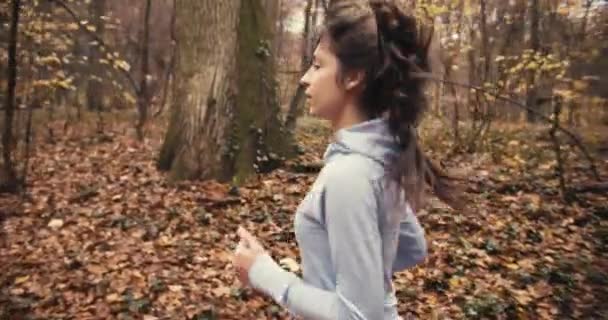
[157,0,293,184]
[525,0,540,123]
[86,0,106,111]
[479,0,490,82]
[154,0,177,118]
[1,0,21,193]
[136,0,152,140]
[284,0,314,132]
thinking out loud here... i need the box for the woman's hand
[232,226,267,286]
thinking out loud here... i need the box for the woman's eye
[312,64,320,70]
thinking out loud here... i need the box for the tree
[525,0,540,122]
[157,0,292,183]
[284,0,316,132]
[1,0,21,193]
[86,0,106,111]
[136,0,152,140]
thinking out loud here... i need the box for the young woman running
[233,1,461,319]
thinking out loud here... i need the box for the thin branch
[413,71,601,181]
[48,0,140,96]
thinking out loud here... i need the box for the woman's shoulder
[320,153,385,186]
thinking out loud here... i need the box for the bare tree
[1,0,21,193]
[86,0,106,111]
[525,0,540,122]
[136,0,152,140]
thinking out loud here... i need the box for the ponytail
[324,0,463,210]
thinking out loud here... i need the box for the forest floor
[1,114,607,320]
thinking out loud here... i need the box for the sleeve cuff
[248,253,299,304]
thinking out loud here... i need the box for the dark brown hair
[322,0,462,210]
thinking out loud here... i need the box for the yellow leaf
[115,60,131,72]
[123,92,137,105]
[505,263,519,270]
[527,62,539,70]
[449,276,464,289]
[14,275,30,285]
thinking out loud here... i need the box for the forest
[1,0,607,319]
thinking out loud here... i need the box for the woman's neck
[331,100,367,133]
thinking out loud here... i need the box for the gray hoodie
[249,118,428,320]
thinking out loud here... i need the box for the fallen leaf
[14,275,30,285]
[48,219,64,229]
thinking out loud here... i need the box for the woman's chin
[309,105,318,117]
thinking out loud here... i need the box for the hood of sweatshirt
[323,118,399,166]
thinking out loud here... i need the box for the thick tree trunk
[86,0,105,111]
[1,0,21,193]
[157,0,292,183]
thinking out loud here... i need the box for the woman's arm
[249,172,385,320]
[392,206,428,273]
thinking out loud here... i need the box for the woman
[233,1,461,319]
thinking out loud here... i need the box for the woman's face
[300,38,348,122]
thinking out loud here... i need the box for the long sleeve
[248,172,385,320]
[392,206,428,273]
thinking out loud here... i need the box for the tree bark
[157,0,292,183]
[1,0,21,193]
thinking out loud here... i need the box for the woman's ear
[343,69,366,91]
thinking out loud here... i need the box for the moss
[159,0,294,184]
[231,0,293,184]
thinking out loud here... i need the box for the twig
[413,71,601,181]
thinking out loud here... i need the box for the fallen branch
[571,182,608,194]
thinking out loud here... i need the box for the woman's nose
[299,68,310,87]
